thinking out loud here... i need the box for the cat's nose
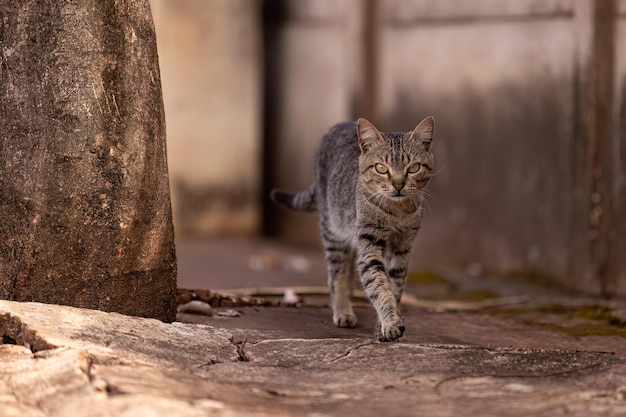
[393,183,405,191]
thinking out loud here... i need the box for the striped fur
[271,116,435,341]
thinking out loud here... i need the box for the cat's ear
[357,118,384,153]
[411,116,435,151]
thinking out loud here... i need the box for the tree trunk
[0,0,177,321]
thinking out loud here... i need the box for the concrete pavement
[2,238,626,416]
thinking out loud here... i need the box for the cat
[271,116,435,341]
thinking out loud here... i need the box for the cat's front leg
[357,235,405,341]
[386,240,413,306]
[375,309,405,342]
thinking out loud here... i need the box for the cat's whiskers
[418,187,440,203]
[407,192,427,217]
[363,191,384,224]
[371,190,389,224]
[416,189,437,215]
[429,164,446,178]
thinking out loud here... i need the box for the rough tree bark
[0,0,177,321]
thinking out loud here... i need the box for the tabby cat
[271,116,435,341]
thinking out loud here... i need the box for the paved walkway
[1,238,626,416]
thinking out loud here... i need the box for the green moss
[492,303,626,338]
[535,303,574,315]
[572,305,616,322]
[545,323,626,338]
[407,270,445,284]
[536,304,623,324]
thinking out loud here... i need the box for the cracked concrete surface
[2,300,626,416]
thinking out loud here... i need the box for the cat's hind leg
[323,242,358,328]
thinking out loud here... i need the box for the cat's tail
[270,184,317,211]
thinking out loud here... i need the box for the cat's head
[357,116,435,202]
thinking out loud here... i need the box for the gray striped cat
[271,116,435,341]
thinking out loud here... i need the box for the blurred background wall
[151,0,262,237]
[150,0,626,296]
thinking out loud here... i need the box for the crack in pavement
[232,338,250,362]
[329,341,379,362]
[0,311,56,353]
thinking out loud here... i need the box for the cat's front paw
[334,313,358,328]
[376,317,405,342]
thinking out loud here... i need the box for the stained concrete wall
[150,0,262,236]
[265,0,626,295]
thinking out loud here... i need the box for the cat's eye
[374,163,388,174]
[407,163,421,174]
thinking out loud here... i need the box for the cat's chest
[358,197,422,222]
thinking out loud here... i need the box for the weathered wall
[265,0,626,295]
[150,0,262,236]
[147,0,625,295]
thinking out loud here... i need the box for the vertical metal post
[261,0,286,236]
[587,0,616,294]
[353,0,378,121]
